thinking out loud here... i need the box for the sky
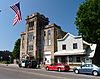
[0,0,85,52]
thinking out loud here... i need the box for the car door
[49,64,54,70]
[86,64,93,74]
[80,64,92,74]
[52,64,57,70]
[79,64,88,73]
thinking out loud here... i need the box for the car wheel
[46,67,49,71]
[58,68,61,72]
[92,71,98,76]
[74,69,79,74]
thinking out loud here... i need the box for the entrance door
[44,52,51,64]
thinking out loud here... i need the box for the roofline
[83,40,91,46]
[57,32,82,41]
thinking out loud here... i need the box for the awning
[54,50,85,56]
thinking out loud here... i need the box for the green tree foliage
[12,39,20,59]
[75,0,100,65]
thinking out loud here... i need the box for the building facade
[20,12,66,64]
[54,33,96,65]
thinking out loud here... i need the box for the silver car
[73,64,100,76]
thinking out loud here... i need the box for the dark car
[45,63,70,72]
[18,59,37,68]
[73,64,100,76]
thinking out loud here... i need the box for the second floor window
[22,42,24,49]
[73,43,78,49]
[48,30,52,45]
[28,45,33,51]
[28,32,34,42]
[48,30,51,35]
[44,31,46,36]
[62,44,66,50]
[22,35,25,40]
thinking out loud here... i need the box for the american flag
[10,2,22,26]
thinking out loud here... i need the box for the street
[0,65,100,79]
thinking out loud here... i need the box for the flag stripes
[10,2,22,26]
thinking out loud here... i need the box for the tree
[12,39,20,59]
[75,0,100,65]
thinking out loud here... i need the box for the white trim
[83,40,91,45]
[54,50,85,56]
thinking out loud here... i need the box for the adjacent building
[54,33,96,65]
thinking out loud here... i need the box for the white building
[54,33,96,65]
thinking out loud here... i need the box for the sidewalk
[0,63,18,68]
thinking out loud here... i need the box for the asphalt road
[0,65,100,79]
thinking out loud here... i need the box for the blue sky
[0,0,84,51]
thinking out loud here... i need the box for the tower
[20,12,49,62]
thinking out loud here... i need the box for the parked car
[45,63,70,72]
[18,59,37,68]
[73,64,100,76]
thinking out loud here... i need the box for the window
[76,57,81,62]
[28,45,33,51]
[48,30,52,45]
[28,32,34,42]
[28,22,34,30]
[48,39,51,45]
[22,35,25,40]
[44,31,46,36]
[44,37,46,46]
[69,56,73,62]
[48,30,51,35]
[29,22,34,27]
[73,43,77,49]
[22,42,24,49]
[62,44,66,50]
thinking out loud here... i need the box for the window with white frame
[62,44,66,50]
[73,43,78,49]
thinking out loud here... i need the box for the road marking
[0,67,71,79]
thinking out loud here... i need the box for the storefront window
[76,57,81,62]
[69,56,73,62]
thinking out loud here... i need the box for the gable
[57,33,82,42]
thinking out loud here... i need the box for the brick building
[20,12,66,64]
